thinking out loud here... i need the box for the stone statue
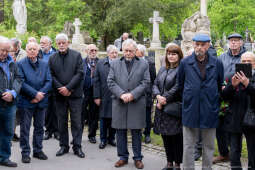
[12,0,27,34]
[181,11,210,56]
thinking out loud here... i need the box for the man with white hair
[136,44,156,144]
[39,36,56,62]
[93,45,118,149]
[48,33,85,158]
[108,39,150,169]
[0,36,22,167]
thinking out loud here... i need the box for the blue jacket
[178,52,224,128]
[83,57,99,92]
[17,58,52,108]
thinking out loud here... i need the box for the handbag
[242,97,255,129]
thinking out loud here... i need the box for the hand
[222,86,226,90]
[30,98,39,103]
[94,99,101,106]
[236,71,249,88]
[58,86,71,96]
[1,92,13,102]
[231,74,241,88]
[126,93,134,102]
[156,95,167,105]
[120,94,129,103]
[156,102,162,110]
[35,92,45,101]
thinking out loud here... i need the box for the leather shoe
[144,136,151,144]
[33,151,48,160]
[89,137,96,144]
[194,149,202,161]
[12,133,20,142]
[54,132,60,140]
[134,160,144,169]
[99,142,107,149]
[44,132,52,140]
[108,140,116,147]
[56,147,69,156]
[73,148,85,158]
[213,155,229,164]
[115,160,128,168]
[0,159,18,167]
[21,155,31,163]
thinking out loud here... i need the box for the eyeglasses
[90,49,97,52]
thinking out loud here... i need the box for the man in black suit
[48,33,85,158]
[136,44,156,144]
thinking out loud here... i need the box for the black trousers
[216,116,230,157]
[55,97,82,150]
[243,128,255,170]
[81,88,99,138]
[162,133,183,164]
[143,106,152,136]
[45,94,58,135]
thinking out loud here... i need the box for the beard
[195,51,205,57]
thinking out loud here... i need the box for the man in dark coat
[93,45,118,149]
[0,36,22,168]
[48,33,85,158]
[107,39,150,169]
[136,44,156,144]
[178,34,224,170]
[81,44,99,144]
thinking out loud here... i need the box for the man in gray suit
[107,39,150,169]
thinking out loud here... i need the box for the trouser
[0,105,16,162]
[20,107,46,156]
[100,118,116,143]
[162,133,183,164]
[194,130,202,153]
[81,91,99,138]
[229,132,243,170]
[56,97,82,150]
[183,126,215,170]
[116,129,143,161]
[243,128,255,170]
[45,94,58,135]
[143,106,152,136]
[216,116,230,157]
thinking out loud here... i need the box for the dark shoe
[56,147,69,156]
[44,132,52,140]
[213,155,229,164]
[144,136,151,144]
[194,149,202,161]
[73,148,85,158]
[33,151,48,160]
[115,160,128,168]
[162,168,173,170]
[54,132,60,140]
[22,155,31,163]
[99,142,107,149]
[108,140,116,147]
[89,137,96,144]
[70,140,73,145]
[12,133,20,142]
[0,159,18,167]
[134,160,144,169]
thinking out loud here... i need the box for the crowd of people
[0,31,255,170]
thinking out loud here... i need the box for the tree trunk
[0,0,4,23]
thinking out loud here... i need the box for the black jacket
[49,48,84,98]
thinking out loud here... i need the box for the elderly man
[38,36,59,141]
[213,33,246,164]
[178,34,224,170]
[108,39,150,169]
[93,45,118,149]
[81,44,99,144]
[49,33,85,158]
[114,32,129,51]
[17,42,51,163]
[0,36,22,167]
[28,37,37,43]
[10,38,26,62]
[136,44,156,144]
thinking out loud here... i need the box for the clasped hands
[120,93,134,103]
[31,92,45,103]
[58,86,71,96]
[156,95,167,110]
[232,71,249,88]
[1,92,14,102]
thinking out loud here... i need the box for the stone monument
[72,18,84,44]
[12,0,27,35]
[181,0,210,56]
[244,28,253,52]
[149,11,163,48]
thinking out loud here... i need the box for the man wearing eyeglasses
[80,44,100,144]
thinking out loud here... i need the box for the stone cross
[200,0,207,16]
[149,11,163,48]
[73,18,82,35]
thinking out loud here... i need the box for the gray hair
[0,36,10,44]
[241,51,255,59]
[137,44,146,56]
[10,38,21,48]
[28,37,37,43]
[56,33,68,41]
[26,42,39,50]
[107,45,118,54]
[122,39,137,50]
[40,36,52,43]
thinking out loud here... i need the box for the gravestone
[12,0,27,34]
[137,32,144,44]
[200,0,207,17]
[63,21,75,40]
[82,31,93,44]
[72,18,84,44]
[149,11,163,48]
[244,28,253,52]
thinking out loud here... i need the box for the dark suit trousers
[216,116,230,157]
[45,94,58,135]
[55,97,82,150]
[100,118,116,143]
[143,106,152,136]
[243,128,255,170]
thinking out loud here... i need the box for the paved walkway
[0,129,234,170]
